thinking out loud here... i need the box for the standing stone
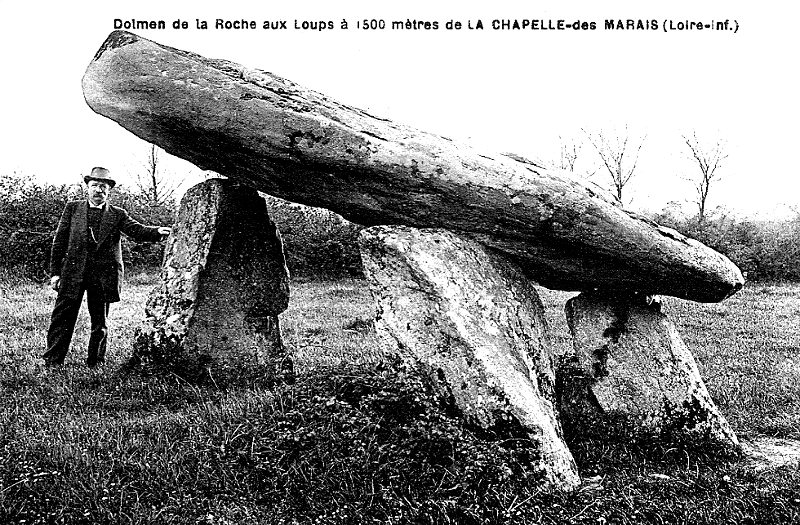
[559,291,740,451]
[359,225,581,491]
[133,179,292,384]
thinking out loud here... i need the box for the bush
[264,195,364,279]
[0,173,366,281]
[652,207,800,282]
[111,185,175,270]
[0,174,173,278]
[0,174,77,278]
[4,170,797,284]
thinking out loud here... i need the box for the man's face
[87,180,110,206]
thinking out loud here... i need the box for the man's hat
[83,167,116,188]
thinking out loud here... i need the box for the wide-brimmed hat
[83,167,116,188]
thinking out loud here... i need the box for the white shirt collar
[87,200,106,209]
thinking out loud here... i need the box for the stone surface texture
[82,30,743,303]
[133,179,291,382]
[560,291,740,450]
[359,225,580,490]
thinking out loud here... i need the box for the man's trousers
[43,279,110,368]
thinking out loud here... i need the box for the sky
[0,0,797,219]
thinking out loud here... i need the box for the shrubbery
[263,195,364,279]
[0,174,74,277]
[0,174,174,278]
[0,173,364,281]
[2,172,798,282]
[652,207,800,282]
[111,187,176,269]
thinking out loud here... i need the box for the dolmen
[83,31,745,491]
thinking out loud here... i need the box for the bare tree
[136,144,180,206]
[558,135,581,173]
[583,126,646,202]
[683,131,727,225]
[556,135,599,180]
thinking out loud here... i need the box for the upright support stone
[133,179,291,384]
[559,291,740,451]
[359,225,581,491]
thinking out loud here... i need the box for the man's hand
[157,227,172,237]
[50,276,60,292]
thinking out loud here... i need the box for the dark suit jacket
[50,200,164,303]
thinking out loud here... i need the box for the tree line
[1,139,798,283]
[560,127,799,281]
[0,172,174,278]
[566,127,729,222]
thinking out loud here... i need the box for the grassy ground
[1,272,799,524]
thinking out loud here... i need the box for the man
[43,167,171,368]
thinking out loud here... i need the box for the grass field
[1,272,799,524]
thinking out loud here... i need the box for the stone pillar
[133,179,292,384]
[359,225,580,491]
[559,291,740,451]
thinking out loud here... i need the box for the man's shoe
[37,359,64,374]
[86,359,105,370]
